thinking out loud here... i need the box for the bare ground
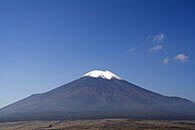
[0,119,195,130]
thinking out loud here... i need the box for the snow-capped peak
[83,70,122,80]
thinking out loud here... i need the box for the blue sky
[0,0,195,108]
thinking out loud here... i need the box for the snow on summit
[83,70,122,80]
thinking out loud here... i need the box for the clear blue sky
[0,0,195,108]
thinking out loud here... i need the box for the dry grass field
[0,119,195,130]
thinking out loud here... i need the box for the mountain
[0,70,195,121]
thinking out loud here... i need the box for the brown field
[0,119,195,130]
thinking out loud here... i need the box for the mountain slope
[0,70,195,121]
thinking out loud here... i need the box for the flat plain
[0,119,195,130]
